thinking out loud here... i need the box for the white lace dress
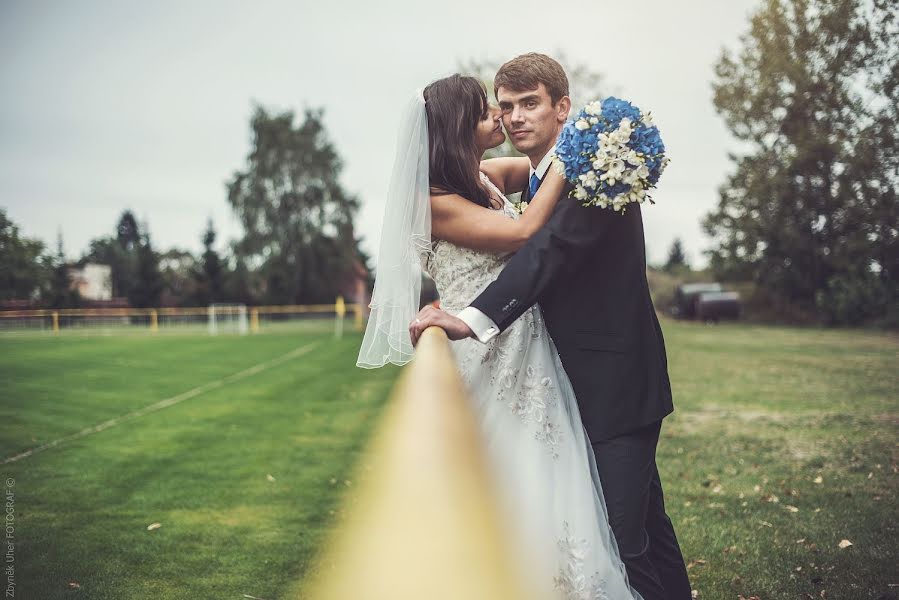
[424,172,642,600]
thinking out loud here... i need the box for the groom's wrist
[457,307,499,344]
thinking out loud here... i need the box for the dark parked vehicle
[673,283,741,321]
[695,291,742,322]
[673,283,722,319]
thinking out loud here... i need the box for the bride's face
[475,104,505,153]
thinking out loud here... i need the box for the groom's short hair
[494,53,569,105]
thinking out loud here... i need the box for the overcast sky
[1,0,761,268]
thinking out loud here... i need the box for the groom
[410,53,692,600]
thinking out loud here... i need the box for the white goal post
[207,303,248,336]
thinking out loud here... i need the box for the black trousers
[591,419,692,600]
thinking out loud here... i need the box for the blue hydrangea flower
[554,96,669,212]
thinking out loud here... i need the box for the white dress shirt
[459,145,557,343]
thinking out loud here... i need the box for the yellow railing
[0,298,366,335]
[303,327,540,600]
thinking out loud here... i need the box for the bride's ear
[557,96,572,123]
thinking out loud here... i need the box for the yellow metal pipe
[353,303,364,332]
[304,327,539,600]
[250,308,259,334]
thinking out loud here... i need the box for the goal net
[207,303,248,336]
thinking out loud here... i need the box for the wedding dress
[422,171,642,600]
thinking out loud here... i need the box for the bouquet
[554,97,668,212]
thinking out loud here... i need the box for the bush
[815,272,897,327]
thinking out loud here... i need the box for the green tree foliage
[222,252,258,306]
[84,212,163,307]
[705,0,898,323]
[0,208,49,301]
[130,229,163,308]
[664,238,690,273]
[158,248,197,306]
[116,211,140,252]
[84,210,143,298]
[193,218,223,306]
[46,232,80,308]
[227,106,361,304]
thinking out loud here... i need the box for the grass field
[1,320,896,599]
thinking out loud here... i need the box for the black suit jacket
[470,183,673,442]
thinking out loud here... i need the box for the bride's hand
[409,305,474,346]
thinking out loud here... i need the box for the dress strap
[479,171,509,203]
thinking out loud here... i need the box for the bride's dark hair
[423,74,495,209]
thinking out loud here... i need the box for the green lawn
[1,321,896,599]
[1,324,399,600]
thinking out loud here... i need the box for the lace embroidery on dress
[425,171,563,458]
[554,521,612,600]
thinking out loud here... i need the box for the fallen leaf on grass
[796,538,806,543]
[813,475,823,484]
[68,581,80,589]
[266,474,276,482]
[686,559,707,570]
[759,520,774,528]
[785,505,799,513]
[146,522,161,531]
[837,539,852,549]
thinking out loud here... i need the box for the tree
[227,106,362,304]
[158,248,197,307]
[46,231,79,308]
[664,238,689,273]
[459,53,608,159]
[0,208,49,301]
[222,252,258,305]
[193,218,223,306]
[705,0,898,322]
[129,228,163,308]
[116,210,141,252]
[84,210,145,299]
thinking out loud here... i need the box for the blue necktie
[528,172,541,199]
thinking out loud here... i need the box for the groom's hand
[409,305,474,346]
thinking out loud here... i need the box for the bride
[357,74,642,600]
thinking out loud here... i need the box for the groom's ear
[556,96,572,123]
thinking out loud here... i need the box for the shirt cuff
[457,306,500,344]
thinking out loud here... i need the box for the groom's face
[497,83,568,160]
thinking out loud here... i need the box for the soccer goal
[207,303,248,336]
